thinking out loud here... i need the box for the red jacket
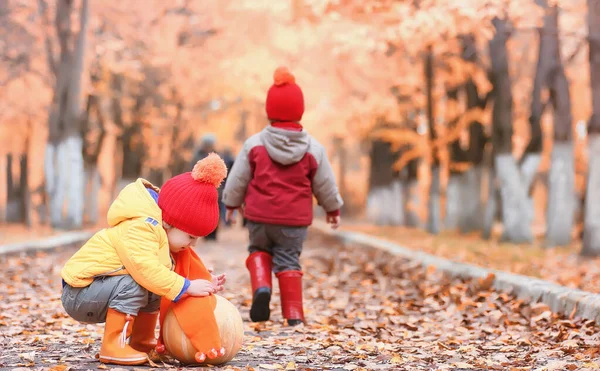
[222,124,343,226]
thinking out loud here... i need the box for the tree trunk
[458,34,489,233]
[25,121,48,227]
[459,165,484,232]
[583,135,600,255]
[333,136,349,215]
[121,124,144,181]
[81,93,101,224]
[168,96,194,177]
[44,0,89,229]
[83,164,99,224]
[445,173,461,230]
[16,155,28,223]
[445,88,465,231]
[97,131,118,219]
[0,152,6,223]
[425,46,440,234]
[489,17,536,243]
[582,0,600,255]
[366,139,403,225]
[482,150,498,239]
[403,156,421,228]
[96,92,118,221]
[543,4,575,247]
[460,119,487,234]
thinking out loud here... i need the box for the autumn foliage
[0,0,599,254]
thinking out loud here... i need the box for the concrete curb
[0,230,95,256]
[311,221,600,324]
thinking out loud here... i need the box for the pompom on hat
[265,66,305,122]
[158,153,228,237]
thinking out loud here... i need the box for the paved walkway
[0,226,599,370]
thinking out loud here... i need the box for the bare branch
[37,0,57,77]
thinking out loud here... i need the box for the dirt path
[1,226,599,370]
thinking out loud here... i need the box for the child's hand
[225,209,237,224]
[188,279,217,297]
[327,215,340,230]
[211,273,226,292]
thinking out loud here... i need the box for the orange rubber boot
[129,311,159,353]
[98,308,148,365]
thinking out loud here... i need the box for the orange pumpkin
[161,294,244,365]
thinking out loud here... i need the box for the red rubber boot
[246,252,273,322]
[276,270,304,326]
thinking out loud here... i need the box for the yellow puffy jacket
[60,179,186,301]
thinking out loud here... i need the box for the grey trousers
[247,221,308,273]
[61,275,160,324]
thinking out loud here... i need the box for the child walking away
[60,153,228,366]
[222,66,344,326]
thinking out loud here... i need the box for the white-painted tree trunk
[495,154,540,243]
[366,186,385,225]
[458,166,484,233]
[404,179,422,228]
[445,174,462,230]
[391,180,406,226]
[45,136,85,229]
[482,166,497,240]
[65,136,85,228]
[366,180,405,226]
[582,135,600,255]
[42,0,88,230]
[545,142,575,247]
[520,153,542,237]
[427,166,441,234]
[45,142,65,228]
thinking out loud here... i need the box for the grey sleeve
[311,145,344,213]
[222,142,253,208]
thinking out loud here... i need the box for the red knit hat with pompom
[265,66,304,122]
[158,153,227,237]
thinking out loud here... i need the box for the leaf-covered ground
[1,227,600,370]
[347,224,600,294]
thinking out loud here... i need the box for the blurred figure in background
[191,135,237,238]
[220,147,236,227]
[191,134,220,241]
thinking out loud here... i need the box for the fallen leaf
[18,352,35,362]
[48,365,70,371]
[561,339,579,348]
[146,356,160,368]
[583,362,600,369]
[259,364,283,370]
[538,360,568,371]
[390,355,403,364]
[531,311,552,323]
[453,362,474,369]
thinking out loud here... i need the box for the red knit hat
[265,66,304,122]
[158,153,228,237]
